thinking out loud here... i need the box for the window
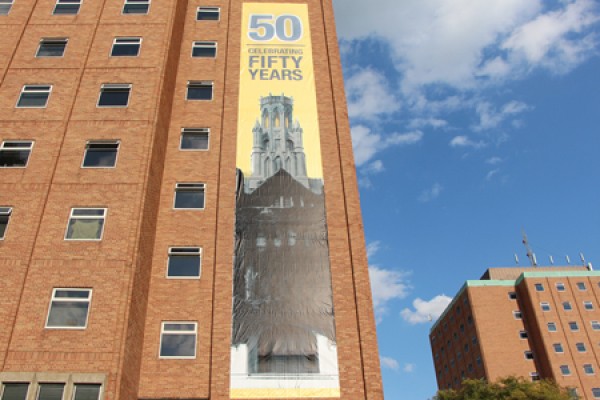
[593,388,600,398]
[0,0,14,15]
[534,283,544,292]
[524,351,534,360]
[0,383,29,400]
[110,37,141,56]
[192,41,217,58]
[159,322,197,358]
[568,388,579,399]
[556,282,565,291]
[72,384,101,400]
[167,247,201,278]
[97,84,131,107]
[519,330,528,339]
[53,0,81,14]
[82,141,119,168]
[0,207,12,240]
[591,321,600,330]
[65,208,106,240]
[36,38,67,57]
[553,343,564,353]
[563,301,573,311]
[560,365,571,376]
[37,383,64,400]
[513,311,522,319]
[540,302,550,312]
[569,321,579,332]
[196,6,219,20]
[46,288,92,329]
[180,128,209,150]
[576,342,586,352]
[530,372,540,381]
[174,183,205,209]
[584,301,594,310]
[577,282,587,291]
[0,140,33,167]
[548,322,557,332]
[16,85,51,108]
[186,81,213,100]
[508,292,517,300]
[122,0,149,14]
[583,364,594,375]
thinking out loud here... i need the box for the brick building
[430,266,600,399]
[0,0,383,399]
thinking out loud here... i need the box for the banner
[230,3,340,398]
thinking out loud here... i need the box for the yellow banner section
[237,3,323,179]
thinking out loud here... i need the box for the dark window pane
[54,290,90,298]
[1,383,29,400]
[37,41,67,57]
[72,209,105,216]
[181,133,209,150]
[160,333,196,357]
[47,301,89,327]
[0,215,9,239]
[197,8,219,20]
[83,147,118,167]
[187,85,212,100]
[53,0,80,14]
[168,255,200,277]
[111,43,139,56]
[98,88,130,107]
[73,385,100,400]
[192,45,216,58]
[66,218,104,239]
[38,384,64,400]
[17,93,49,107]
[174,190,204,209]
[0,150,31,167]
[0,3,13,15]
[122,1,149,14]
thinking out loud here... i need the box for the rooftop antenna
[514,253,519,265]
[580,253,586,266]
[566,255,571,265]
[549,255,554,265]
[522,231,537,267]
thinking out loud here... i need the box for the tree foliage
[434,376,573,400]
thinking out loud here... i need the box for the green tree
[433,376,573,400]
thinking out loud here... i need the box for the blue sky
[331,0,600,398]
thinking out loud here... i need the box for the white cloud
[403,363,416,373]
[380,356,400,371]
[366,241,382,259]
[449,135,486,149]
[363,160,385,175]
[486,156,503,165]
[335,0,600,92]
[346,68,400,120]
[418,183,443,203]
[400,295,453,324]
[486,168,501,181]
[369,266,411,321]
[351,125,423,167]
[474,100,531,131]
[408,118,448,129]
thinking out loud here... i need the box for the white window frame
[196,6,219,21]
[166,247,202,279]
[519,330,528,339]
[191,41,217,58]
[512,311,522,320]
[121,0,150,15]
[173,183,206,210]
[36,383,65,400]
[159,321,197,359]
[556,282,565,291]
[569,321,579,332]
[180,128,209,151]
[529,372,540,381]
[547,322,557,332]
[0,0,15,15]
[593,387,600,398]
[584,301,594,310]
[36,38,68,58]
[64,208,107,241]
[110,37,142,57]
[534,283,544,292]
[577,282,587,291]
[575,342,586,353]
[508,292,517,300]
[72,384,102,400]
[0,383,30,400]
[563,301,572,311]
[524,351,534,360]
[52,0,81,15]
[540,302,550,312]
[16,85,52,108]
[186,81,213,101]
[81,140,120,169]
[0,207,12,240]
[45,288,92,330]
[97,84,131,108]
[0,140,34,168]
[591,320,600,330]
[584,364,595,375]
